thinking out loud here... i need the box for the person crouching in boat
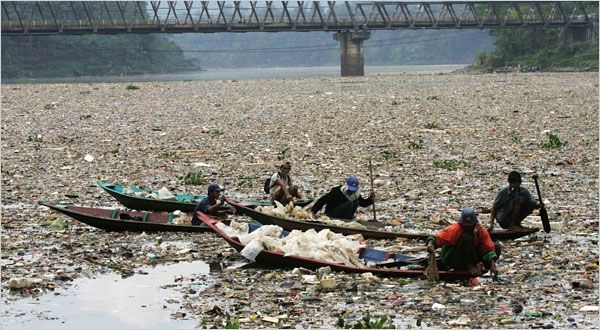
[488,171,543,232]
[268,161,302,205]
[426,207,500,278]
[310,176,374,220]
[191,184,235,225]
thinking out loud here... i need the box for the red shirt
[434,223,496,256]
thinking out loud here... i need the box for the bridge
[2,1,597,76]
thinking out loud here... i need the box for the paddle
[368,158,377,222]
[424,248,439,282]
[532,174,551,233]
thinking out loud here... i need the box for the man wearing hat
[426,207,499,278]
[310,176,374,220]
[191,183,234,225]
[489,171,543,231]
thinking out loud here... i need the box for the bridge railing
[1,1,596,35]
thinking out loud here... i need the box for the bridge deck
[1,1,596,35]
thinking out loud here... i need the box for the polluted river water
[2,261,212,329]
[1,69,598,328]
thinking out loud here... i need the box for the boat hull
[40,202,213,232]
[226,199,539,240]
[97,181,312,212]
[197,212,471,280]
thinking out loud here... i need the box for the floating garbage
[1,72,598,329]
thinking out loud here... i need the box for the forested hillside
[1,34,197,79]
[473,2,598,71]
[1,1,196,80]
[474,27,598,71]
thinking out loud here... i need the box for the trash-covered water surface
[1,71,598,328]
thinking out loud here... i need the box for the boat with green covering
[97,181,313,212]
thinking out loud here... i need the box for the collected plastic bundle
[236,224,282,245]
[281,228,364,267]
[257,201,365,230]
[218,220,365,267]
[156,187,177,200]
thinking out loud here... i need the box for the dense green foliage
[473,26,599,71]
[1,34,197,79]
[473,2,598,71]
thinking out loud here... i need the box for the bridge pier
[565,26,594,46]
[334,31,371,77]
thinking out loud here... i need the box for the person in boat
[426,207,499,278]
[310,176,374,220]
[488,171,543,232]
[268,161,302,205]
[191,184,234,225]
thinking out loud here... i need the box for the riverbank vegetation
[1,34,197,79]
[472,27,599,72]
[472,2,598,72]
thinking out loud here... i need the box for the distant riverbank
[3,64,467,84]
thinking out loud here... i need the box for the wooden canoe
[197,212,472,280]
[97,181,313,212]
[40,202,218,232]
[226,198,539,241]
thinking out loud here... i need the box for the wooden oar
[368,158,377,222]
[425,249,439,282]
[532,174,551,233]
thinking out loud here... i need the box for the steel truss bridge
[1,1,595,35]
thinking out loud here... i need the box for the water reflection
[2,261,211,329]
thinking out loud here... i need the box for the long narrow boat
[198,212,471,280]
[226,199,539,241]
[97,181,312,212]
[39,202,218,232]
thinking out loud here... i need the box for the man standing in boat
[426,207,499,278]
[310,176,374,220]
[191,184,234,225]
[268,161,302,205]
[488,171,543,232]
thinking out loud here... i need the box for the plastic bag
[240,239,265,261]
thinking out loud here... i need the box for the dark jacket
[311,185,372,216]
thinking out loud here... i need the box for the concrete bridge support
[565,26,594,46]
[334,31,371,77]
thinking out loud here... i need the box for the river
[4,64,466,84]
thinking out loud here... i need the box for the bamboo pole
[368,158,376,222]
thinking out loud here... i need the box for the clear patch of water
[1,261,212,329]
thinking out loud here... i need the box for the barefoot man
[489,171,544,231]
